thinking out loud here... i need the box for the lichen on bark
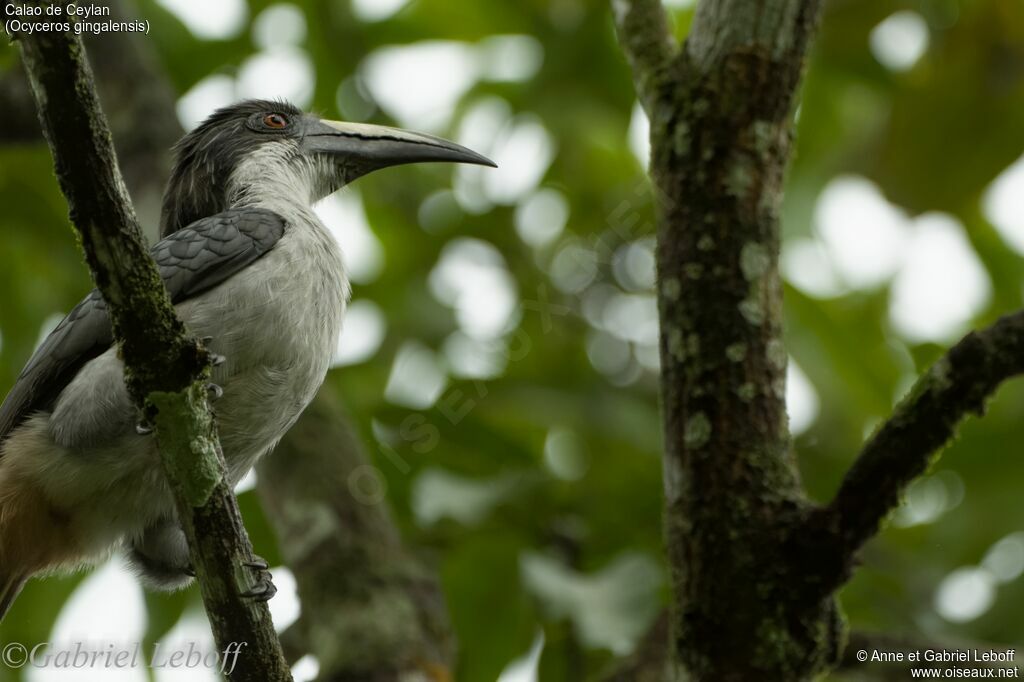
[615,0,836,678]
[613,0,1024,678]
[150,383,222,507]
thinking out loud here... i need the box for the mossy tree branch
[817,311,1024,593]
[11,9,291,681]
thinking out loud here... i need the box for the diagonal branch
[610,0,678,113]
[11,11,291,682]
[823,310,1024,584]
[12,18,196,395]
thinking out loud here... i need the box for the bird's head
[160,99,494,236]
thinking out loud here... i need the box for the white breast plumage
[177,208,349,480]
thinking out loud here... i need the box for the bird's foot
[136,418,155,435]
[239,555,276,601]
[206,383,224,402]
[199,336,226,367]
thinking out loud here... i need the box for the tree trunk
[652,8,841,678]
[615,0,1024,679]
[616,1,840,678]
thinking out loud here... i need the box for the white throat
[227,142,334,217]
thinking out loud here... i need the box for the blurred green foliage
[0,0,1023,680]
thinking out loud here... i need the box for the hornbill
[0,99,494,619]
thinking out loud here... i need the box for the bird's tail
[0,465,41,622]
[0,572,26,621]
[0,486,29,621]
[0,431,75,621]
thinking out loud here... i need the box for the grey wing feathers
[0,209,286,445]
[153,209,286,300]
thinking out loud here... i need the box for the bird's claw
[136,419,154,435]
[206,383,224,401]
[240,580,277,601]
[240,555,276,601]
[199,337,225,366]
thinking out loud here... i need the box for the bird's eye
[263,113,288,129]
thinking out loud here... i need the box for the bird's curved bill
[301,118,496,170]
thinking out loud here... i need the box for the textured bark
[10,8,291,680]
[615,0,837,679]
[613,0,1024,679]
[258,388,454,681]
